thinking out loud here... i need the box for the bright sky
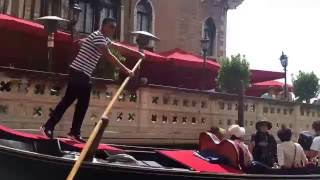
[226,0,320,85]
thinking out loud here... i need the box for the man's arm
[96,44,134,77]
[109,42,145,60]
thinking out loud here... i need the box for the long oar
[67,56,144,180]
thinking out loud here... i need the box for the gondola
[0,124,319,180]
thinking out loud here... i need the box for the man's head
[256,120,272,133]
[277,125,292,142]
[268,87,276,94]
[101,17,117,37]
[312,120,320,135]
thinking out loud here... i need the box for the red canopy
[161,48,220,71]
[246,80,293,97]
[250,69,285,83]
[113,42,167,63]
[0,14,70,42]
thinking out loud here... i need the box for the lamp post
[37,16,68,72]
[69,1,82,40]
[200,31,210,90]
[280,51,288,99]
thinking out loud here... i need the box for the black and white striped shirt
[70,31,111,77]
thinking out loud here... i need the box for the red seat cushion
[158,150,242,174]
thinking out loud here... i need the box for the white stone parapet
[0,66,316,145]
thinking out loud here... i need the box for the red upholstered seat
[199,132,241,170]
[158,150,241,174]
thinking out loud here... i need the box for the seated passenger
[228,124,253,169]
[250,120,277,167]
[277,125,308,169]
[307,120,320,164]
[209,126,226,141]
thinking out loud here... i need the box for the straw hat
[228,124,246,138]
[256,120,272,130]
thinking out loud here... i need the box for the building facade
[0,0,243,57]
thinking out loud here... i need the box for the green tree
[217,54,250,94]
[293,71,320,103]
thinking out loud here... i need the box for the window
[136,0,152,32]
[60,0,69,20]
[21,0,41,20]
[0,0,10,14]
[100,0,117,26]
[76,1,94,34]
[203,18,216,56]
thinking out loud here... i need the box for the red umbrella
[161,48,220,71]
[250,69,285,83]
[0,14,70,42]
[246,80,293,97]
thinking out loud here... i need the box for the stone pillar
[120,1,125,41]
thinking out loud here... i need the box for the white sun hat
[228,124,246,138]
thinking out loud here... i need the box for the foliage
[293,71,320,103]
[94,48,126,80]
[217,54,250,94]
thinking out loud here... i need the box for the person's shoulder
[267,133,276,139]
[294,142,303,148]
[90,31,104,38]
[277,142,285,147]
[313,136,320,142]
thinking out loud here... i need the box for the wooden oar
[66,56,144,180]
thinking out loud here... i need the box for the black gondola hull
[0,144,320,180]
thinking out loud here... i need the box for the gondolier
[40,17,140,143]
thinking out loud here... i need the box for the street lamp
[69,2,82,40]
[37,16,69,72]
[280,51,288,99]
[200,31,210,90]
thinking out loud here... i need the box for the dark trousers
[44,68,92,135]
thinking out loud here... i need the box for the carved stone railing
[0,66,319,145]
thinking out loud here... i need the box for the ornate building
[0,0,243,57]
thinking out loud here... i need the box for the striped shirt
[70,31,111,77]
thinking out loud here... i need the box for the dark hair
[312,120,320,132]
[101,17,116,26]
[277,125,292,142]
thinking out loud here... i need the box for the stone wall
[0,66,318,145]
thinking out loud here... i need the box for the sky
[226,0,320,85]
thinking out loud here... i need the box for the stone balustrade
[0,66,319,145]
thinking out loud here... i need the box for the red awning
[161,48,220,71]
[246,80,293,97]
[250,69,285,83]
[0,14,71,42]
[111,42,168,63]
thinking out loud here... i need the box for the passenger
[228,124,253,169]
[307,120,320,164]
[209,126,226,141]
[261,87,276,99]
[277,125,308,168]
[250,120,277,167]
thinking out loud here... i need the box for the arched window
[203,18,216,56]
[136,0,152,32]
[22,0,41,20]
[0,0,9,14]
[76,1,94,33]
[99,0,118,27]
